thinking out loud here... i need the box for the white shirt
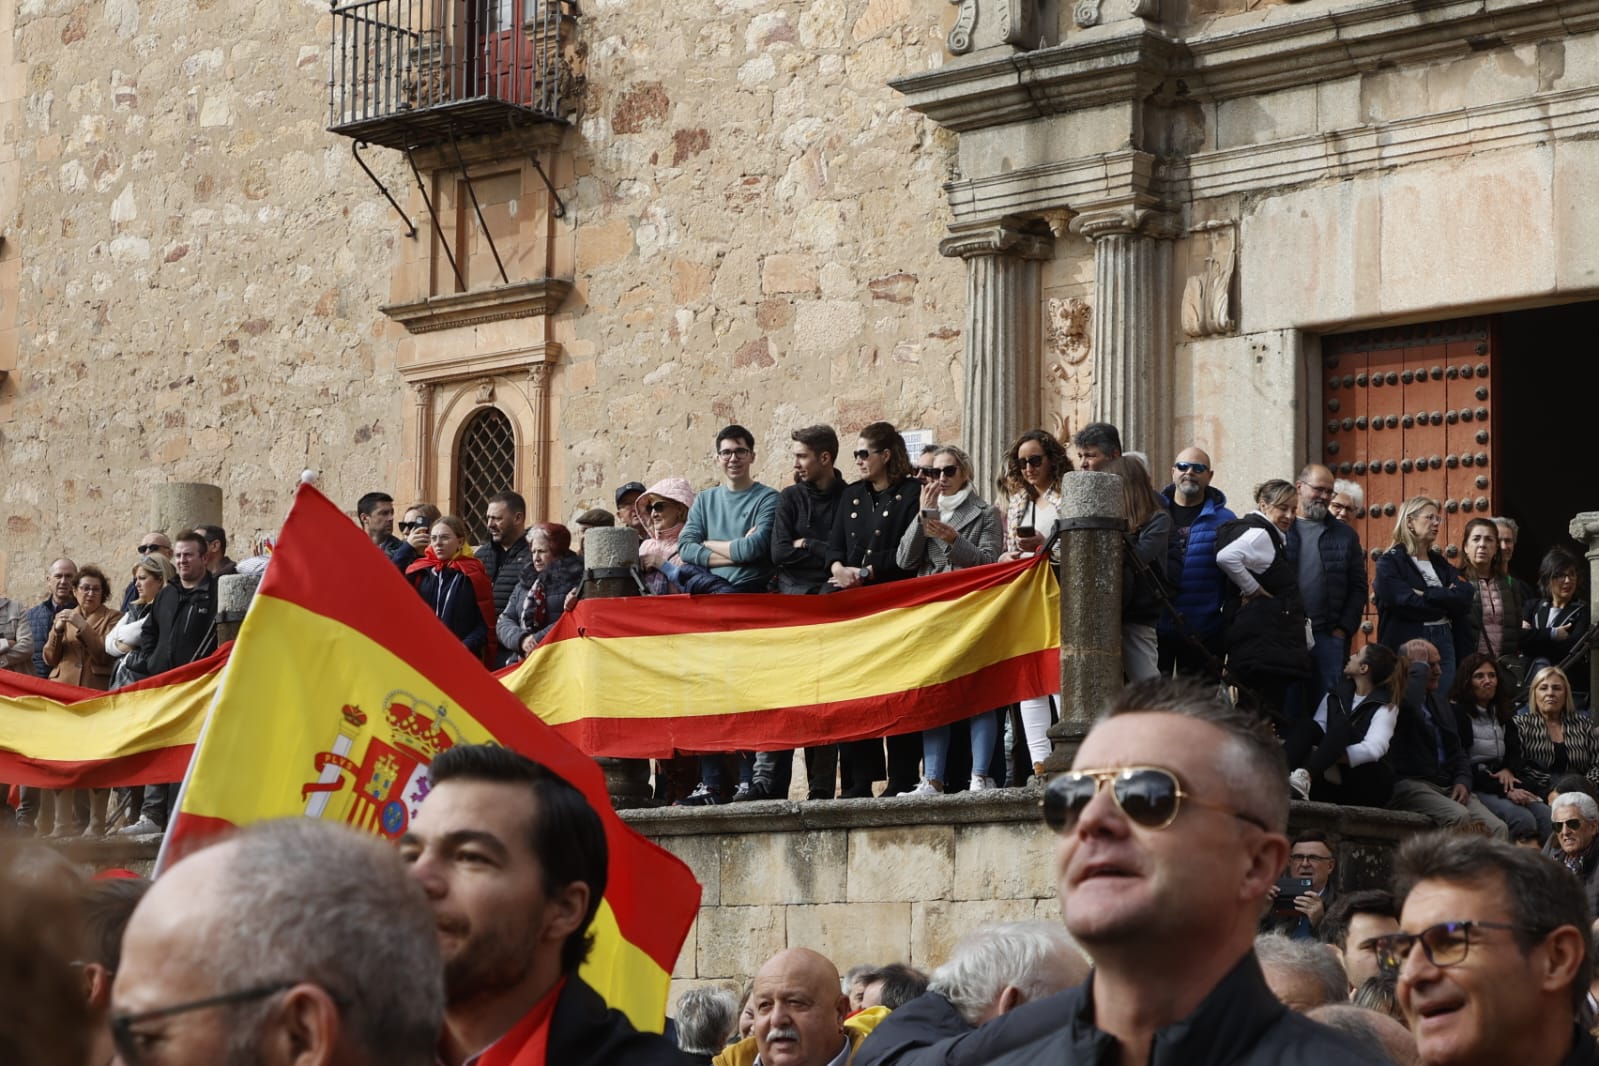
[1214,513,1281,598]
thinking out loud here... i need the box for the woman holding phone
[896,445,1003,795]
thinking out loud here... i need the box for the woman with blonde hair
[1102,456,1170,682]
[1513,665,1598,798]
[1374,496,1473,695]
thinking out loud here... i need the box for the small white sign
[901,428,936,453]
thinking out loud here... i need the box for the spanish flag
[501,555,1061,757]
[162,484,699,1031]
[0,647,227,788]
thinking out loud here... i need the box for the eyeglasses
[1556,818,1589,833]
[646,501,672,514]
[1290,852,1333,864]
[111,981,297,1066]
[1173,461,1210,474]
[929,465,960,479]
[1019,454,1048,469]
[136,544,165,554]
[1042,766,1269,834]
[853,448,885,461]
[717,447,752,460]
[1328,503,1353,516]
[1370,921,1521,977]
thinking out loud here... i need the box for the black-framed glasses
[914,466,936,479]
[1370,921,1521,977]
[136,544,163,554]
[717,447,752,460]
[1556,818,1588,833]
[111,981,297,1066]
[1173,461,1210,474]
[853,448,885,461]
[1290,852,1334,864]
[930,465,960,479]
[1042,766,1269,834]
[1019,454,1047,468]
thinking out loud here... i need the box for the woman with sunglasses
[1374,496,1473,696]
[1513,665,1599,800]
[631,478,697,594]
[1215,479,1312,722]
[1520,546,1589,701]
[895,445,1002,795]
[1302,642,1405,808]
[1104,456,1170,683]
[1448,652,1550,842]
[389,502,441,569]
[1458,517,1527,686]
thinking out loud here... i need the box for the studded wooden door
[1320,317,1498,639]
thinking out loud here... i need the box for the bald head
[1295,465,1335,521]
[753,948,849,1066]
[140,532,173,558]
[1171,446,1214,504]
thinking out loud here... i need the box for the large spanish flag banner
[162,484,699,1031]
[502,553,1061,757]
[0,647,228,788]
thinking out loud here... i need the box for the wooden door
[1321,318,1499,638]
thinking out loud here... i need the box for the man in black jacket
[989,678,1368,1065]
[402,744,690,1066]
[1284,463,1367,712]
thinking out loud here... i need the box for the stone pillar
[1043,470,1126,773]
[581,526,653,809]
[215,573,261,645]
[1570,512,1599,699]
[939,219,1052,490]
[150,483,223,539]
[411,383,434,502]
[528,362,553,521]
[1071,209,1178,469]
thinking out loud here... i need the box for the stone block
[951,822,1057,902]
[697,905,788,982]
[1216,85,1316,150]
[1315,76,1361,133]
[786,902,912,970]
[1238,177,1382,332]
[761,253,818,295]
[792,299,865,354]
[1173,332,1301,503]
[658,832,722,907]
[672,915,699,979]
[909,898,1047,970]
[721,830,848,906]
[1424,43,1540,114]
[846,825,955,903]
[1553,138,1599,294]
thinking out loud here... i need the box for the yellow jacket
[712,1007,889,1066]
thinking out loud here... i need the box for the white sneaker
[969,774,996,792]
[1288,768,1312,801]
[115,816,164,837]
[897,780,943,797]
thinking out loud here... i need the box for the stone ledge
[381,278,573,336]
[621,790,1048,838]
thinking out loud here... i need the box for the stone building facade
[2,0,1597,599]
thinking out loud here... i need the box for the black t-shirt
[1170,501,1204,558]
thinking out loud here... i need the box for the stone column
[528,361,553,521]
[581,526,653,809]
[150,483,223,538]
[411,383,434,502]
[1043,470,1126,772]
[1071,209,1178,468]
[939,219,1052,490]
[1570,512,1599,698]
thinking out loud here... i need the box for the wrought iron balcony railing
[328,0,575,151]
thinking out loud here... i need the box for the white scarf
[939,486,973,523]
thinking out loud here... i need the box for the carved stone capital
[948,0,977,54]
[1069,208,1180,242]
[938,219,1053,261]
[410,381,434,407]
[527,362,555,391]
[1570,512,1599,549]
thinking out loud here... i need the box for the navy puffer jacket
[1157,485,1235,638]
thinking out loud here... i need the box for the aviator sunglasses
[1042,766,1269,833]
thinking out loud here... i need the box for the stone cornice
[893,0,1599,132]
[938,217,1055,259]
[397,341,564,386]
[381,278,574,335]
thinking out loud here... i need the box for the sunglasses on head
[1173,461,1210,474]
[1557,818,1588,833]
[853,448,885,461]
[1042,766,1269,833]
[1019,454,1047,468]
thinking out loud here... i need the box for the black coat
[1284,516,1368,634]
[548,976,696,1066]
[475,536,532,616]
[825,476,921,586]
[772,477,848,594]
[986,955,1369,1066]
[856,988,1080,1066]
[1374,546,1474,660]
[145,575,219,676]
[853,991,970,1066]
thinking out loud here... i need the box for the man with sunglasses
[119,532,174,611]
[111,818,444,1066]
[1157,447,1235,680]
[1382,831,1596,1066]
[991,678,1368,1065]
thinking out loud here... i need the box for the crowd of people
[2,417,1595,824]
[10,682,1599,1066]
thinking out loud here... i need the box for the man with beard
[1285,463,1367,708]
[111,818,443,1066]
[401,744,690,1066]
[988,679,1368,1065]
[1157,446,1235,680]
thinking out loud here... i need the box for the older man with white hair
[1551,791,1599,909]
[853,921,1090,1066]
[1255,933,1349,1012]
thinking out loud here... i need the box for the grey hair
[1254,933,1347,1009]
[1493,516,1519,535]
[675,986,739,1056]
[1331,479,1364,509]
[1554,792,1599,823]
[199,819,444,1065]
[927,921,1086,1026]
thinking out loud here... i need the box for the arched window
[455,406,517,545]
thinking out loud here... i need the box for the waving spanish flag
[162,484,699,1031]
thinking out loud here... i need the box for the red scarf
[405,548,499,666]
[470,978,565,1066]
